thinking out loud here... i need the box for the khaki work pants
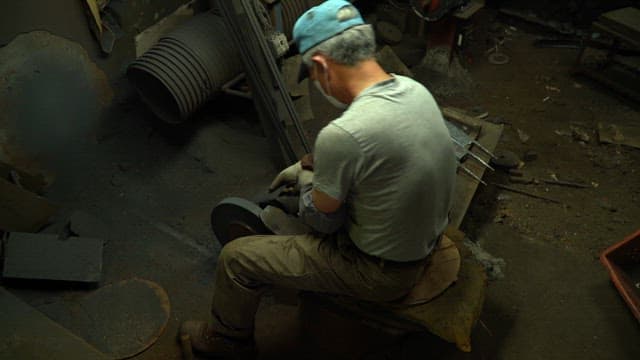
[210,232,426,339]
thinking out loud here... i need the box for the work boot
[179,320,256,359]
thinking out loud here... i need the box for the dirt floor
[443,10,640,360]
[1,2,640,359]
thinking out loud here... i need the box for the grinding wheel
[211,197,272,246]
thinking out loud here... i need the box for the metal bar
[542,179,591,189]
[222,87,252,99]
[459,165,486,185]
[451,138,494,171]
[465,148,494,171]
[471,140,498,160]
[221,73,252,99]
[218,0,311,164]
[493,183,563,204]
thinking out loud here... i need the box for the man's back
[313,75,457,261]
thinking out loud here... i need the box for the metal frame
[218,0,311,165]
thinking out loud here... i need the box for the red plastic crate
[600,229,640,321]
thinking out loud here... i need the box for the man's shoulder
[316,122,361,153]
[350,75,433,109]
[318,121,352,140]
[373,75,428,94]
[393,75,435,101]
[393,74,421,86]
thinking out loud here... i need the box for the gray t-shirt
[313,75,457,262]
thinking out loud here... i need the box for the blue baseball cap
[293,0,365,81]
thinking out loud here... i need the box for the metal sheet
[0,31,112,178]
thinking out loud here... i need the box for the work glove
[269,161,303,192]
[297,170,314,189]
[280,169,313,195]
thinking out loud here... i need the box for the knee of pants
[218,236,258,278]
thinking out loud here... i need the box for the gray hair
[301,24,376,67]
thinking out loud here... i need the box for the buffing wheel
[210,197,272,246]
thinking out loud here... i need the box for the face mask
[313,65,347,109]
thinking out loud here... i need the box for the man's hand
[269,161,303,192]
[276,169,314,195]
[300,154,314,171]
[297,170,313,189]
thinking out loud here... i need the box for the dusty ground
[1,2,639,359]
[446,10,640,360]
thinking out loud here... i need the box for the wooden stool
[299,234,486,353]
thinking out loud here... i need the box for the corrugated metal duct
[127,11,242,123]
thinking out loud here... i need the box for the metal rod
[493,183,563,204]
[451,138,494,171]
[222,87,252,99]
[465,148,494,171]
[459,165,487,185]
[542,179,591,188]
[471,140,498,160]
[221,73,252,99]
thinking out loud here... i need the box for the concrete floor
[1,1,639,359]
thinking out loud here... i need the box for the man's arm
[297,124,359,233]
[299,153,342,214]
[312,188,342,213]
[298,183,346,234]
[292,163,345,233]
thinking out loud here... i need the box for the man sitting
[180,0,457,357]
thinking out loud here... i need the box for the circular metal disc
[210,197,271,246]
[488,52,510,65]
